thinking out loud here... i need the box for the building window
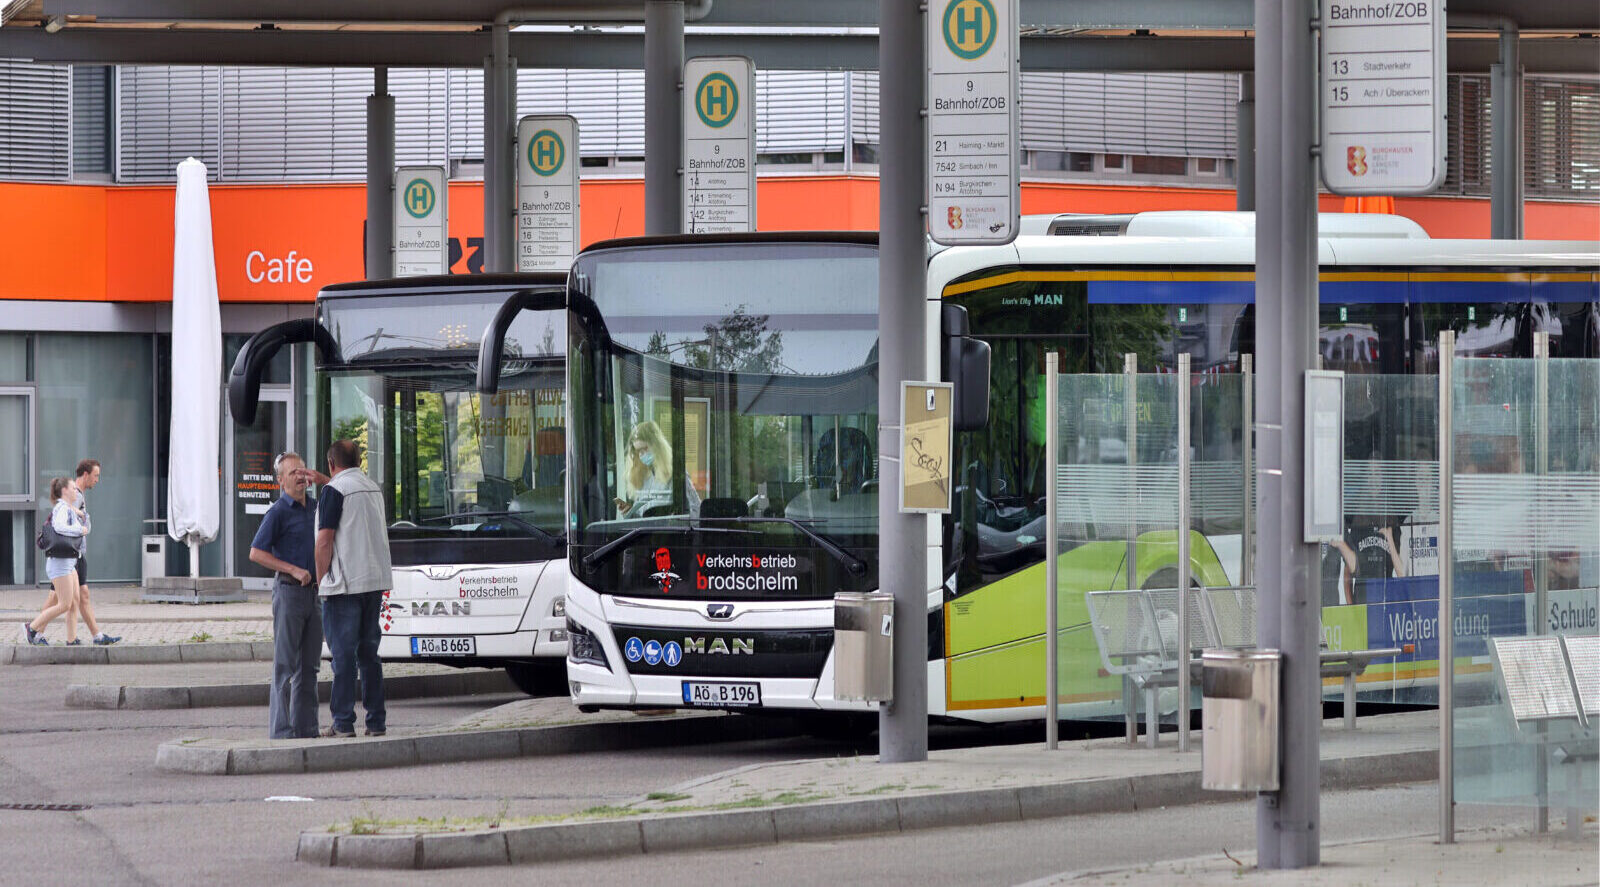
[1196,157,1220,175]
[71,65,114,179]
[1130,155,1188,176]
[1102,153,1125,172]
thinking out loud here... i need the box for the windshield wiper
[579,520,756,571]
[696,516,868,576]
[417,510,564,544]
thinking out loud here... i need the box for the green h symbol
[956,3,984,47]
[705,81,730,119]
[407,182,430,213]
[537,137,558,169]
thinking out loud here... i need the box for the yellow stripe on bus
[940,269,1588,298]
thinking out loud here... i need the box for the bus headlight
[566,618,609,671]
[552,596,566,618]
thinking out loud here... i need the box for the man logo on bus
[403,178,436,218]
[695,73,739,128]
[1347,146,1368,176]
[529,130,564,176]
[649,547,680,593]
[943,0,997,60]
[948,206,964,230]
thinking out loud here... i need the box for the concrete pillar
[483,23,517,273]
[365,67,394,280]
[1490,28,1523,239]
[1236,73,1254,212]
[645,0,685,234]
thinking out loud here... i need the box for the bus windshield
[318,289,568,562]
[569,239,880,599]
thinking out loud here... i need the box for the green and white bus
[478,214,1597,719]
[231,273,571,695]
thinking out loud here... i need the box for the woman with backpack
[21,477,89,645]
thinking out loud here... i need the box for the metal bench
[1487,633,1598,840]
[1086,585,1402,747]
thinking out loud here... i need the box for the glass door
[225,386,292,590]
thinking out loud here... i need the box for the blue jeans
[321,591,385,733]
[269,581,322,739]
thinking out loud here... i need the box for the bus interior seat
[699,497,749,519]
[476,475,515,512]
[761,480,806,517]
[814,426,873,494]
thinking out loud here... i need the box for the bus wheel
[504,662,566,697]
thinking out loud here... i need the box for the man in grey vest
[308,439,392,737]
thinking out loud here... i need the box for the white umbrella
[167,157,223,576]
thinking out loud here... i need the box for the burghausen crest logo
[649,546,681,594]
[1347,146,1368,176]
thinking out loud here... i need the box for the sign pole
[1256,0,1321,868]
[878,0,929,764]
[1045,351,1059,749]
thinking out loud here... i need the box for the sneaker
[364,727,386,737]
[319,726,356,738]
[93,634,121,646]
[65,639,83,646]
[21,624,47,646]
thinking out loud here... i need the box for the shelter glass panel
[1451,357,1599,816]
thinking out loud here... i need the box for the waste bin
[1201,648,1281,791]
[141,519,166,584]
[833,591,893,702]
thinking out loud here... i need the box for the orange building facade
[4,175,1595,305]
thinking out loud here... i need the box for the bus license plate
[411,636,475,656]
[682,681,761,708]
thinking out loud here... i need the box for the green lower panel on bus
[944,531,1230,713]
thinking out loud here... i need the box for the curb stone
[297,747,1445,869]
[67,668,514,709]
[2,642,272,666]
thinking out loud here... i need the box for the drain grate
[0,803,91,812]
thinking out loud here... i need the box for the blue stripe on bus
[1088,279,1598,306]
[1086,281,1254,304]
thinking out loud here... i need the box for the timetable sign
[927,0,1019,246]
[1319,0,1447,195]
[517,115,580,272]
[394,165,448,277]
[683,56,757,234]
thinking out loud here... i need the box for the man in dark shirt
[249,452,321,739]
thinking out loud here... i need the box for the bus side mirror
[228,318,337,426]
[942,304,990,433]
[477,285,567,395]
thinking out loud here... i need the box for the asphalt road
[0,660,1530,886]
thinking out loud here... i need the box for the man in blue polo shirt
[248,451,321,739]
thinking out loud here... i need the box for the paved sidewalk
[65,661,514,709]
[292,710,1489,869]
[2,583,273,657]
[156,697,800,776]
[1033,823,1595,886]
